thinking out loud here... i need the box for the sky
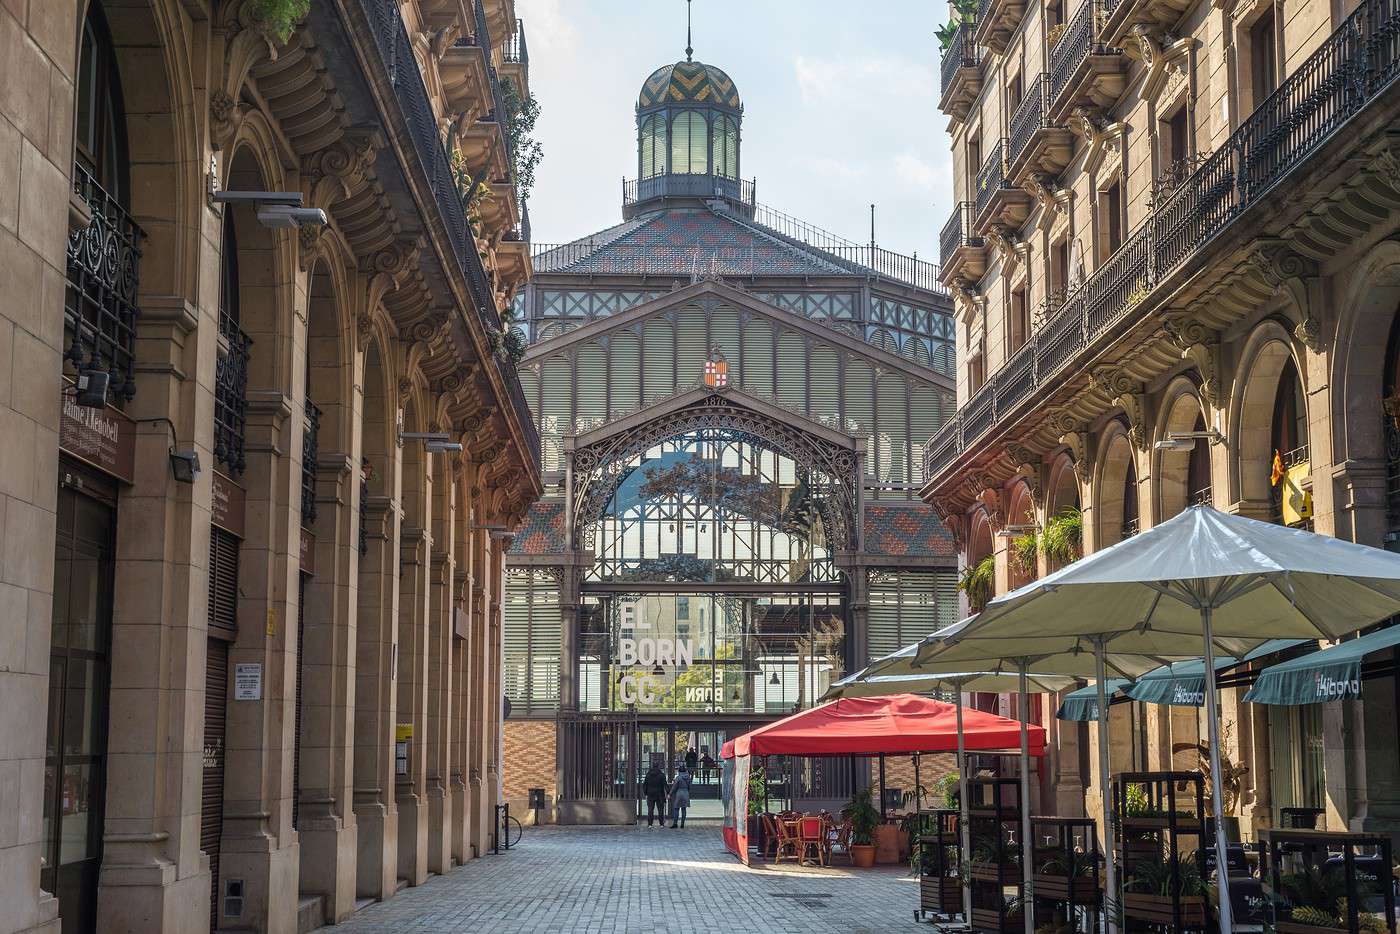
[516,0,952,262]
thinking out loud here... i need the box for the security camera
[255,205,328,229]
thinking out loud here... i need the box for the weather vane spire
[685,0,693,61]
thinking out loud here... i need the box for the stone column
[218,391,302,934]
[425,458,456,875]
[351,478,400,900]
[486,532,507,829]
[467,520,492,857]
[296,451,359,921]
[394,521,430,886]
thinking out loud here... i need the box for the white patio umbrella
[909,505,1400,934]
[824,665,1076,934]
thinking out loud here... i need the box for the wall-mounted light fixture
[212,190,328,229]
[1154,430,1225,453]
[995,523,1040,538]
[134,416,201,484]
[400,431,462,454]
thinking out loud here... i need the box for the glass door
[43,485,115,934]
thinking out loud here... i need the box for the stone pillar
[351,478,400,900]
[394,522,430,886]
[296,451,359,921]
[467,520,492,858]
[218,392,301,934]
[486,534,506,823]
[425,460,456,874]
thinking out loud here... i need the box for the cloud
[793,54,935,107]
[893,152,944,191]
[514,0,578,56]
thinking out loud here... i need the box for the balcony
[301,400,321,526]
[499,18,528,98]
[923,0,1400,488]
[976,0,1028,53]
[1047,1,1126,120]
[939,26,982,121]
[1006,75,1073,187]
[357,0,540,466]
[939,202,987,285]
[622,174,756,218]
[1097,0,1197,50]
[973,140,1033,232]
[65,163,143,404]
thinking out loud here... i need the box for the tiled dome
[638,60,741,111]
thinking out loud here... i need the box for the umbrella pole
[914,752,921,813]
[1201,605,1235,933]
[1094,640,1119,934]
[879,753,887,817]
[1019,663,1035,934]
[956,686,973,927]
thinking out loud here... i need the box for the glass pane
[1299,703,1326,809]
[62,659,103,757]
[671,113,689,174]
[59,762,99,864]
[50,543,72,653]
[41,763,57,873]
[688,113,707,175]
[65,546,104,654]
[47,659,64,760]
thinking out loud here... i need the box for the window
[1250,8,1278,106]
[711,115,738,179]
[75,3,127,200]
[1102,180,1123,256]
[1009,287,1030,353]
[1051,236,1070,296]
[969,337,987,392]
[1167,105,1188,167]
[639,114,665,178]
[1007,72,1023,115]
[966,132,982,203]
[670,111,708,175]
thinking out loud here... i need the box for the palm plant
[959,554,996,611]
[841,788,881,846]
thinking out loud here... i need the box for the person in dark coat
[669,764,693,828]
[643,763,668,827]
[684,748,698,774]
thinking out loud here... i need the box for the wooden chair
[798,815,826,866]
[760,813,781,859]
[828,819,854,865]
[772,815,800,864]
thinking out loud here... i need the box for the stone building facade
[930,0,1400,836]
[0,1,539,932]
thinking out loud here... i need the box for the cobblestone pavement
[333,823,932,933]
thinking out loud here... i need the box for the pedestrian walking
[643,762,668,827]
[669,764,692,828]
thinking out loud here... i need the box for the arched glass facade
[670,111,709,175]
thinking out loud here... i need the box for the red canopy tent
[719,694,1045,862]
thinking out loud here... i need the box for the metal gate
[557,712,640,823]
[202,638,229,931]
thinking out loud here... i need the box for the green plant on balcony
[1012,532,1039,577]
[500,81,543,208]
[959,554,996,611]
[248,0,310,41]
[1040,507,1082,566]
[1047,21,1068,46]
[936,0,980,52]
[1122,852,1206,898]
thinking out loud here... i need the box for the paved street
[335,824,930,933]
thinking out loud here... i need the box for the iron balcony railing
[502,18,528,68]
[214,321,250,476]
[941,25,978,94]
[974,139,1009,221]
[1190,486,1214,507]
[1007,74,1048,170]
[940,202,981,268]
[302,399,321,525]
[66,163,143,403]
[622,174,756,207]
[357,0,540,466]
[923,0,1400,484]
[1048,0,1095,107]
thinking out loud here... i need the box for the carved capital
[985,224,1021,265]
[356,312,375,352]
[1294,315,1322,353]
[1066,107,1105,149]
[1245,241,1312,291]
[1023,173,1067,216]
[1162,314,1224,407]
[1090,368,1149,451]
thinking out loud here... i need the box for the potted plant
[745,763,768,851]
[842,788,880,868]
[1121,851,1208,926]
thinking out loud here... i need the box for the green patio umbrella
[905,506,1400,934]
[1125,639,1309,705]
[1244,625,1400,705]
[1056,679,1131,721]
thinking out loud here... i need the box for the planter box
[1122,892,1208,926]
[920,876,963,914]
[1276,923,1349,934]
[874,824,903,864]
[1121,816,1203,832]
[1032,872,1100,903]
[970,860,1021,883]
[970,907,1024,932]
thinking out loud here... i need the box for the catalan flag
[1271,450,1284,487]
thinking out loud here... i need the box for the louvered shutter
[540,357,571,470]
[575,341,607,432]
[643,318,675,402]
[675,306,708,390]
[775,331,805,409]
[876,373,908,489]
[202,637,229,930]
[208,528,239,637]
[910,383,941,485]
[843,359,874,476]
[709,307,741,368]
[741,317,773,396]
[867,572,940,662]
[809,345,839,426]
[609,329,641,417]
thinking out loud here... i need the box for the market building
[928,0,1400,836]
[500,52,962,822]
[0,1,539,931]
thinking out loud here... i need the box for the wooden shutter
[208,528,239,638]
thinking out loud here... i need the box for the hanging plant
[1011,533,1039,578]
[959,554,996,612]
[499,81,543,208]
[247,0,310,42]
[1040,507,1082,566]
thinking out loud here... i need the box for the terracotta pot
[851,844,877,868]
